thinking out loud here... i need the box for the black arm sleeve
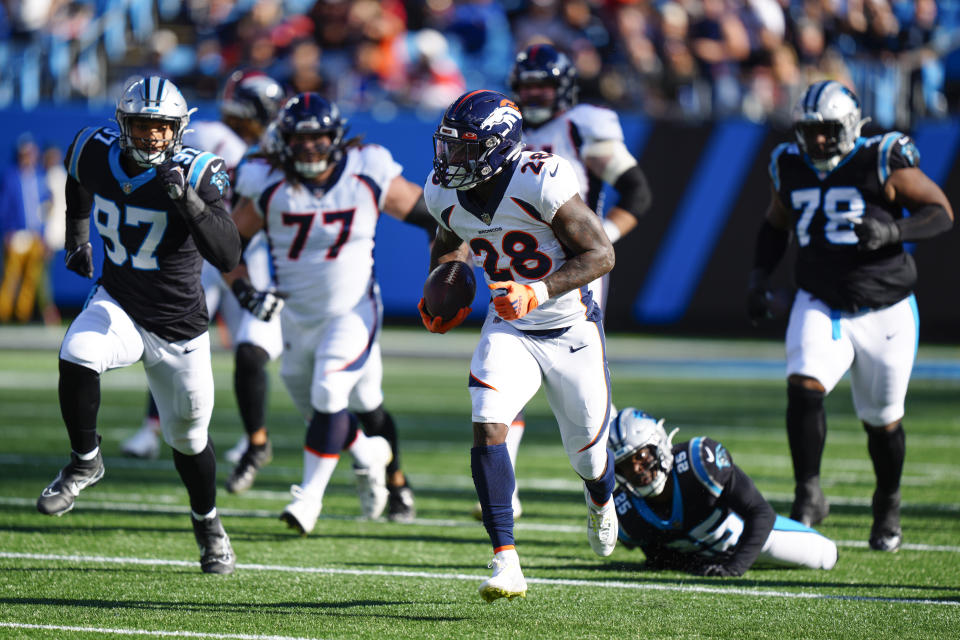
[896,203,953,242]
[174,186,242,272]
[611,165,652,219]
[752,219,789,276]
[403,194,438,237]
[717,465,776,575]
[64,175,93,250]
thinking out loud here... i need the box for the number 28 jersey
[424,151,596,331]
[769,132,921,311]
[65,126,231,341]
[235,144,402,322]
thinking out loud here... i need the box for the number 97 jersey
[424,151,595,331]
[769,132,921,311]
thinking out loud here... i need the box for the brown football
[423,261,477,321]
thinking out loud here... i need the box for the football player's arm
[543,194,615,297]
[583,140,652,242]
[63,175,95,278]
[382,176,438,239]
[884,167,954,241]
[221,196,283,322]
[220,197,264,289]
[706,465,776,577]
[429,226,469,271]
[747,186,791,324]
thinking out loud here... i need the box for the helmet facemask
[792,81,868,172]
[609,409,679,498]
[433,128,508,190]
[285,131,340,178]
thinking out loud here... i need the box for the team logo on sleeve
[714,444,730,469]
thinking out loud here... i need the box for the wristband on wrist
[530,280,549,303]
[602,218,621,243]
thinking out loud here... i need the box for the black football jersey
[769,132,921,311]
[614,438,746,561]
[65,126,233,341]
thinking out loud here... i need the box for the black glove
[232,279,284,321]
[157,160,187,201]
[746,268,772,326]
[854,217,900,251]
[693,563,743,577]
[65,242,94,278]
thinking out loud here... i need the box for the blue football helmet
[792,80,868,171]
[508,44,578,126]
[608,408,679,498]
[220,69,285,127]
[275,92,346,179]
[433,90,524,190]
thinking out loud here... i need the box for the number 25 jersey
[769,132,920,311]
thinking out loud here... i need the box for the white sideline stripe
[1,552,957,607]
[0,622,323,640]
[2,496,959,552]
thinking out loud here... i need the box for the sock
[234,343,269,437]
[356,405,400,477]
[865,422,905,495]
[58,359,101,455]
[472,444,515,550]
[584,447,616,505]
[347,428,387,468]
[172,440,217,515]
[301,447,339,500]
[786,383,827,484]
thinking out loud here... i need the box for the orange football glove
[418,298,471,334]
[489,281,542,321]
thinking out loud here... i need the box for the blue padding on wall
[634,119,766,324]
[910,119,960,184]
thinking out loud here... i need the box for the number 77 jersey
[424,150,599,330]
[235,144,403,321]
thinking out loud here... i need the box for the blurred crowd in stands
[2,0,960,128]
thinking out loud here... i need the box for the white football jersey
[521,103,625,205]
[238,144,402,321]
[424,150,592,330]
[182,120,247,171]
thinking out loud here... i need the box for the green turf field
[1,327,958,639]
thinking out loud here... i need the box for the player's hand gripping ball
[420,261,476,333]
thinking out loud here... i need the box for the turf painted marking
[0,622,323,640]
[2,552,958,606]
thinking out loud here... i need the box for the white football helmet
[608,408,679,498]
[792,80,869,171]
[115,76,194,167]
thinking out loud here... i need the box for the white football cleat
[224,436,248,465]
[472,490,523,521]
[479,548,527,603]
[280,485,322,535]
[354,436,392,519]
[584,485,618,557]
[121,418,161,459]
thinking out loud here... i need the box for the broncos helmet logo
[481,103,521,134]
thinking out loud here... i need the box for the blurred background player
[422,90,617,602]
[747,80,953,552]
[474,43,653,520]
[37,76,241,573]
[226,93,435,529]
[609,408,837,576]
[121,70,287,496]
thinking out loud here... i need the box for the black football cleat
[191,514,236,574]
[869,489,902,553]
[790,477,829,527]
[37,449,105,516]
[225,440,272,494]
[387,485,416,523]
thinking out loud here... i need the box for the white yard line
[0,622,324,640]
[0,551,957,607]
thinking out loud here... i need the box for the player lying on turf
[609,408,838,576]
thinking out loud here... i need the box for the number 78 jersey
[424,150,598,330]
[236,144,403,321]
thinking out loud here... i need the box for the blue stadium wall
[2,104,958,342]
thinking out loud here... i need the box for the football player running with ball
[474,43,653,520]
[226,93,435,531]
[421,90,617,602]
[748,80,953,552]
[609,408,837,576]
[37,76,242,574]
